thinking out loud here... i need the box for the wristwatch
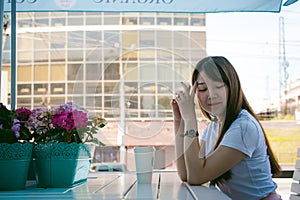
[184,129,199,138]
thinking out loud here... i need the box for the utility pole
[278,16,289,115]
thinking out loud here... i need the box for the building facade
[2,12,207,169]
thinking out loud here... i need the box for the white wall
[1,71,8,106]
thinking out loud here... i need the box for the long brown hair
[192,56,281,184]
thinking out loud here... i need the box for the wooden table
[0,171,231,199]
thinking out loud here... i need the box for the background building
[2,12,207,170]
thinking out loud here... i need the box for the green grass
[265,127,300,164]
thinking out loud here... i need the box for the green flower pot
[33,142,92,188]
[0,143,33,190]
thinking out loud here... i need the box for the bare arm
[175,82,246,185]
[171,99,187,181]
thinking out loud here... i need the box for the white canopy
[3,0,284,13]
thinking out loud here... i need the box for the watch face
[189,129,196,136]
[185,129,198,137]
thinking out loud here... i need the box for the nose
[208,92,217,99]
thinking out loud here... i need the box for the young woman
[171,56,282,200]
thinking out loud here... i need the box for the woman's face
[196,71,228,120]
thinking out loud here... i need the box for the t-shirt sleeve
[220,121,259,158]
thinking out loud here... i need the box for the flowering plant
[0,103,32,143]
[27,102,107,146]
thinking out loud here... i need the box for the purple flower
[11,119,21,138]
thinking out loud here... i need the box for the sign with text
[3,0,283,13]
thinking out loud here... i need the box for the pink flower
[16,107,32,121]
[52,110,88,131]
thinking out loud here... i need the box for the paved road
[261,121,300,129]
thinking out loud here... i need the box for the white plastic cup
[134,146,155,184]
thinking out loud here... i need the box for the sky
[205,2,300,112]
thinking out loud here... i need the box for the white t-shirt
[200,110,277,200]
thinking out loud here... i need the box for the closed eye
[216,84,225,89]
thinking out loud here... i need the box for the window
[34,65,48,82]
[18,84,31,95]
[86,63,102,80]
[17,66,32,82]
[67,64,83,80]
[51,64,65,81]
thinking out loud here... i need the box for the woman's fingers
[171,98,182,121]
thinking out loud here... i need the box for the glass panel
[140,17,154,25]
[86,96,102,110]
[124,82,138,94]
[191,32,206,49]
[86,63,102,80]
[34,33,49,49]
[174,17,188,26]
[174,32,189,49]
[174,49,190,61]
[86,16,102,25]
[140,64,155,80]
[67,31,83,48]
[86,49,102,61]
[51,17,66,26]
[157,82,173,94]
[104,82,119,94]
[18,33,33,51]
[17,66,32,82]
[86,82,102,94]
[34,51,49,62]
[122,30,137,49]
[17,98,31,107]
[50,50,66,62]
[34,65,48,81]
[50,97,66,107]
[67,64,83,80]
[86,31,102,47]
[140,30,155,47]
[104,95,119,108]
[123,63,138,81]
[174,63,191,82]
[125,95,138,109]
[35,18,49,26]
[18,51,33,63]
[157,50,172,61]
[68,83,83,94]
[51,64,65,81]
[122,17,137,25]
[34,84,48,95]
[104,16,120,25]
[191,15,206,26]
[68,50,83,61]
[70,96,83,106]
[157,31,172,49]
[104,31,119,46]
[104,63,120,80]
[157,64,173,81]
[51,83,65,94]
[140,82,156,94]
[34,97,48,108]
[18,84,31,95]
[157,17,171,25]
[68,17,83,26]
[158,95,172,110]
[51,32,65,49]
